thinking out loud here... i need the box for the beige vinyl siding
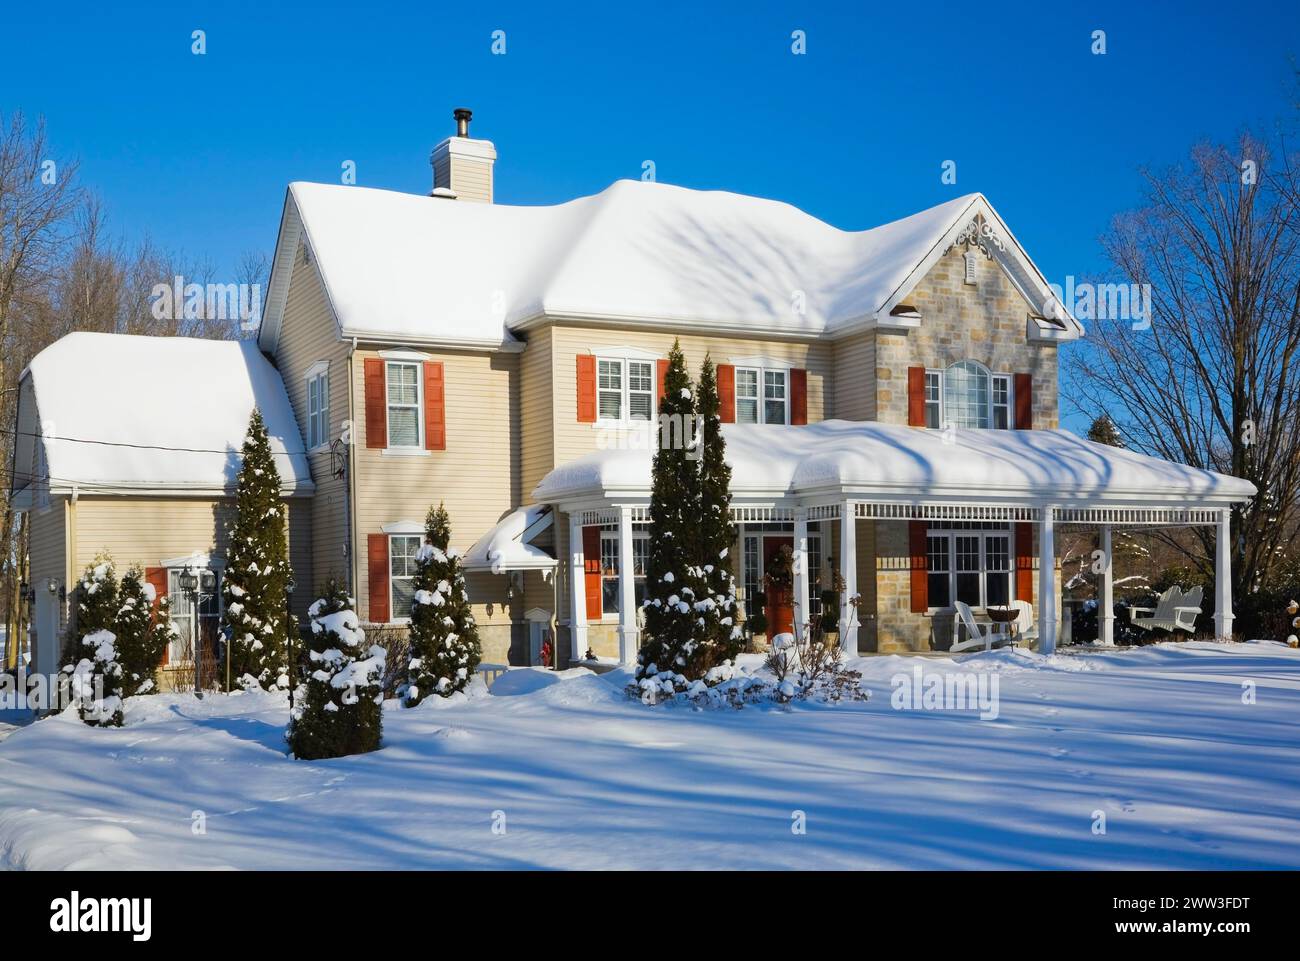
[831,330,876,421]
[351,346,518,625]
[70,496,314,619]
[272,243,348,595]
[548,324,832,483]
[27,496,68,637]
[518,325,555,502]
[449,157,492,203]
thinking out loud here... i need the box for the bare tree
[1068,131,1300,630]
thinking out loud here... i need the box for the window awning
[462,505,557,573]
[531,421,1256,512]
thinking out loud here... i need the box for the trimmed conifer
[116,567,165,697]
[402,504,482,706]
[637,340,710,680]
[221,409,295,691]
[288,580,385,759]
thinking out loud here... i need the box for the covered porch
[531,421,1256,665]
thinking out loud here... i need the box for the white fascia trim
[729,355,795,371]
[160,552,225,570]
[588,345,662,362]
[343,329,526,353]
[431,136,498,164]
[47,481,315,497]
[381,520,425,535]
[304,359,330,380]
[511,308,825,342]
[378,349,431,362]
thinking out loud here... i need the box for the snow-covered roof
[24,333,313,495]
[463,505,556,573]
[260,180,1080,352]
[532,422,1256,508]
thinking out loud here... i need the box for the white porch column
[1038,505,1057,655]
[617,506,638,665]
[568,512,588,663]
[1098,525,1115,646]
[793,508,811,638]
[839,502,858,655]
[1213,507,1235,639]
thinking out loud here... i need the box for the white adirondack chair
[1130,586,1203,634]
[950,601,1015,652]
[1011,599,1038,643]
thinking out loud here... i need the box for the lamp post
[285,576,296,706]
[178,567,199,696]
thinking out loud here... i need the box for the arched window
[944,360,992,429]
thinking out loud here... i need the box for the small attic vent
[963,251,978,284]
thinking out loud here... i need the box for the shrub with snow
[288,580,385,759]
[115,567,169,697]
[402,503,482,706]
[221,408,296,691]
[69,628,125,727]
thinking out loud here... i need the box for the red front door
[764,535,794,637]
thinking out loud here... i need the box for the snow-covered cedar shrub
[631,622,868,708]
[69,628,125,727]
[61,557,126,725]
[402,503,482,706]
[637,344,741,683]
[288,580,385,760]
[221,408,295,691]
[116,567,169,697]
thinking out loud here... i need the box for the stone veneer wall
[865,243,1061,652]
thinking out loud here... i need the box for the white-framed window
[925,522,1012,610]
[596,358,656,424]
[386,361,422,448]
[307,367,330,449]
[167,567,221,664]
[389,533,422,620]
[926,361,1013,430]
[597,526,649,616]
[736,367,788,424]
[924,370,942,430]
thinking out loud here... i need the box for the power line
[0,425,311,458]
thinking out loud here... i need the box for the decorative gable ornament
[948,216,1004,258]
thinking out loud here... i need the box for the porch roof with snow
[257,181,1082,353]
[15,333,313,497]
[531,421,1256,518]
[462,504,557,573]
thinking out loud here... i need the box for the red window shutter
[717,364,736,424]
[1014,373,1033,430]
[576,355,597,423]
[368,533,390,623]
[656,359,669,410]
[145,567,169,665]
[582,525,602,620]
[909,520,929,613]
[790,368,808,425]
[423,361,446,450]
[364,358,387,448]
[1015,523,1034,601]
[907,367,927,427]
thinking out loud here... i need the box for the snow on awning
[531,421,1257,508]
[24,332,313,495]
[463,505,557,574]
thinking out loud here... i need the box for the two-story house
[9,112,1254,683]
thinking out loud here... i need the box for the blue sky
[5,0,1297,426]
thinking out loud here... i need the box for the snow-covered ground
[2,641,1298,870]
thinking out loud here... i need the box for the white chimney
[430,108,496,203]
